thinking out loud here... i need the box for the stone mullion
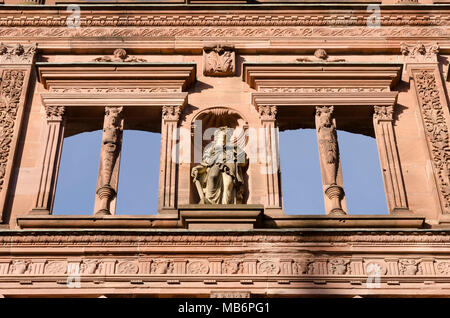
[158,105,181,213]
[373,106,409,214]
[30,106,66,215]
[94,107,124,215]
[315,106,346,215]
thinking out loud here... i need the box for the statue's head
[113,48,127,60]
[314,49,328,60]
[213,126,231,146]
[316,106,334,128]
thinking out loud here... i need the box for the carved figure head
[12,44,24,56]
[316,106,334,129]
[113,48,127,60]
[314,49,328,60]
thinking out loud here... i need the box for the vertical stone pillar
[373,105,410,214]
[315,106,346,215]
[158,105,181,213]
[30,106,65,215]
[402,42,450,217]
[0,43,36,222]
[257,105,282,212]
[94,106,124,215]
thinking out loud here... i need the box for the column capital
[373,105,394,123]
[401,41,439,64]
[258,105,277,121]
[162,105,181,121]
[0,43,37,65]
[45,106,65,122]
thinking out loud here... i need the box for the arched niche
[189,107,250,205]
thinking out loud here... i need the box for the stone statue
[191,127,247,204]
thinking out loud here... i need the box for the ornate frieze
[0,43,36,64]
[0,26,449,39]
[413,70,450,213]
[259,87,389,93]
[49,87,180,94]
[203,44,235,77]
[1,13,450,28]
[0,69,25,194]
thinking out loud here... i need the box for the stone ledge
[179,204,264,230]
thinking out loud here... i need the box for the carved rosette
[373,105,394,122]
[203,44,235,77]
[0,43,36,64]
[401,42,439,63]
[45,106,65,122]
[162,105,181,121]
[95,106,123,215]
[413,70,450,213]
[0,70,25,194]
[258,105,277,121]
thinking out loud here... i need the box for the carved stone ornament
[9,260,30,275]
[116,261,139,274]
[414,70,450,213]
[151,260,174,274]
[399,259,420,275]
[44,261,67,275]
[316,106,346,215]
[187,260,210,274]
[401,42,439,63]
[222,260,243,274]
[162,105,181,121]
[296,49,346,63]
[258,261,280,275]
[328,259,350,275]
[45,106,65,122]
[292,259,313,275]
[93,48,147,63]
[80,259,102,275]
[436,261,450,275]
[258,105,277,121]
[0,70,25,194]
[96,106,123,215]
[0,43,36,64]
[203,44,235,77]
[373,105,394,122]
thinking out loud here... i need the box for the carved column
[158,105,181,213]
[402,42,450,217]
[30,106,66,215]
[373,105,410,214]
[258,105,282,211]
[315,106,346,215]
[0,43,36,222]
[94,106,124,215]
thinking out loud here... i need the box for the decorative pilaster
[258,105,281,210]
[402,42,450,216]
[373,105,409,214]
[158,105,181,213]
[94,107,123,215]
[0,43,36,222]
[315,106,346,215]
[30,106,65,215]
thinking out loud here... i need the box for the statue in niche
[191,127,247,204]
[316,106,345,215]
